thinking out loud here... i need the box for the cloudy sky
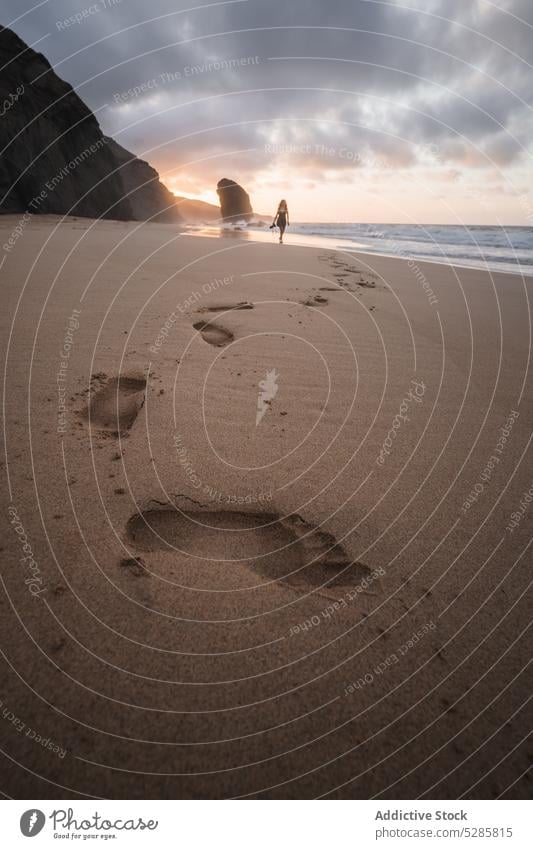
[4,0,533,222]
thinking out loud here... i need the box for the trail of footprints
[76,291,373,598]
[318,251,379,290]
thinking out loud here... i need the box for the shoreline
[3,213,531,278]
[186,223,533,278]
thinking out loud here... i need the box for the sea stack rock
[0,26,179,222]
[216,178,254,222]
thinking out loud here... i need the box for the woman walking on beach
[272,199,289,243]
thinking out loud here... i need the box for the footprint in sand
[198,301,254,313]
[81,374,146,436]
[193,320,234,347]
[125,501,371,598]
[302,294,329,307]
[119,556,147,577]
[321,254,380,290]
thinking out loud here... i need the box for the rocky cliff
[104,139,179,222]
[173,196,222,222]
[216,178,254,222]
[0,26,179,222]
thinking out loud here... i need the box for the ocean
[281,222,533,276]
[191,221,533,276]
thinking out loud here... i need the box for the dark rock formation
[173,196,222,222]
[216,178,253,222]
[104,139,179,222]
[0,26,179,222]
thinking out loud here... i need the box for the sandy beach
[0,215,531,800]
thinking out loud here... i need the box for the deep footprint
[193,321,234,347]
[81,375,146,436]
[126,502,370,596]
